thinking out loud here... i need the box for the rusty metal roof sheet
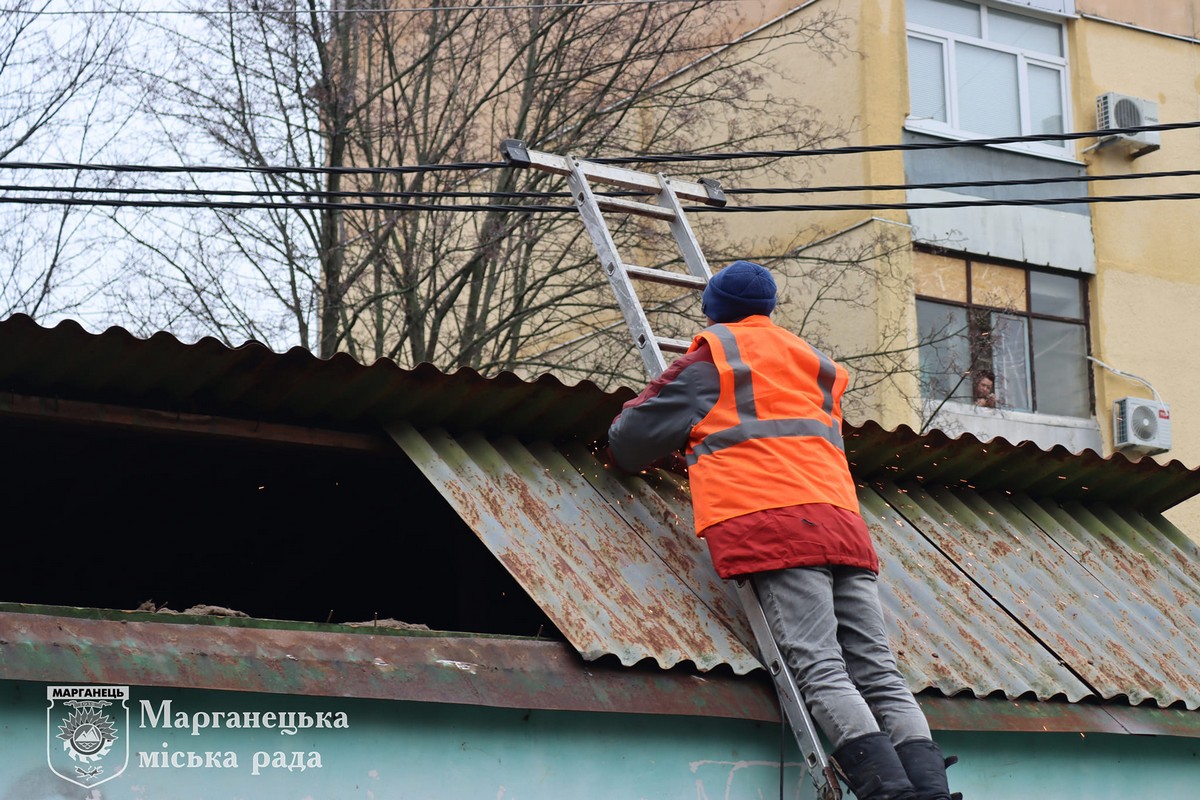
[878,474,1200,705]
[872,480,1200,709]
[390,423,760,674]
[394,418,1200,708]
[3,313,1200,711]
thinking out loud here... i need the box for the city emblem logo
[47,686,130,787]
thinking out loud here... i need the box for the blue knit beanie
[702,260,777,323]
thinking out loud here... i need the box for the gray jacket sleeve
[606,346,720,473]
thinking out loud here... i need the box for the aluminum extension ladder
[500,139,842,800]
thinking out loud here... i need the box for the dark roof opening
[5,415,558,639]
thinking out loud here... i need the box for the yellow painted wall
[1070,7,1200,532]
[690,0,917,428]
[1076,0,1200,40]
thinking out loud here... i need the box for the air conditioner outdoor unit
[1096,92,1160,156]
[1113,396,1171,456]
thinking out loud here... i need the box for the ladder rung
[624,265,707,290]
[596,196,676,221]
[655,336,692,354]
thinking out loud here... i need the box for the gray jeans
[752,565,931,750]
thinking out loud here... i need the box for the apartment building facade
[705,0,1200,530]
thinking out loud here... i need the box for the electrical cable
[0,183,574,201]
[7,190,1200,214]
[0,196,565,213]
[6,165,1200,205]
[725,167,1200,197]
[0,159,505,177]
[690,191,1200,212]
[2,120,1196,179]
[588,120,1200,165]
[1087,357,1163,405]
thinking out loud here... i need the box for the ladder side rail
[656,174,713,282]
[736,580,843,800]
[565,157,668,379]
[502,137,837,798]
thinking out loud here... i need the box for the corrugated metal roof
[390,423,760,674]
[846,421,1200,514]
[2,314,1194,510]
[857,487,1092,703]
[0,314,628,441]
[874,480,1200,708]
[394,420,1200,708]
[3,313,1200,711]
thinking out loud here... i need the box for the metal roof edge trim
[4,609,1195,738]
[918,695,1200,739]
[0,610,776,722]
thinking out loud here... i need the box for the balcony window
[915,249,1090,417]
[906,0,1070,157]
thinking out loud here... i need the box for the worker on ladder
[606,260,960,800]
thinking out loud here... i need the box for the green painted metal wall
[932,729,1200,799]
[4,681,801,799]
[3,680,1197,799]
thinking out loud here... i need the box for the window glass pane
[956,44,1020,136]
[1028,63,1065,137]
[1033,319,1089,416]
[908,37,948,123]
[917,300,972,402]
[987,8,1063,56]
[913,250,966,301]
[907,0,981,37]
[972,262,1027,310]
[989,313,1032,411]
[1030,271,1082,318]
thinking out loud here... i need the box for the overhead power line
[0,183,567,201]
[692,192,1200,213]
[0,159,503,178]
[6,166,1200,204]
[593,120,1200,165]
[2,120,1196,179]
[727,168,1200,197]
[0,196,550,213]
[7,191,1200,214]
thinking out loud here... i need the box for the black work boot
[831,731,918,800]
[895,738,962,800]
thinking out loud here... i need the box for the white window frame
[905,1,1073,161]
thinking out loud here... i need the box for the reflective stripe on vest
[685,324,844,466]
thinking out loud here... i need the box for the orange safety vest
[685,316,860,534]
